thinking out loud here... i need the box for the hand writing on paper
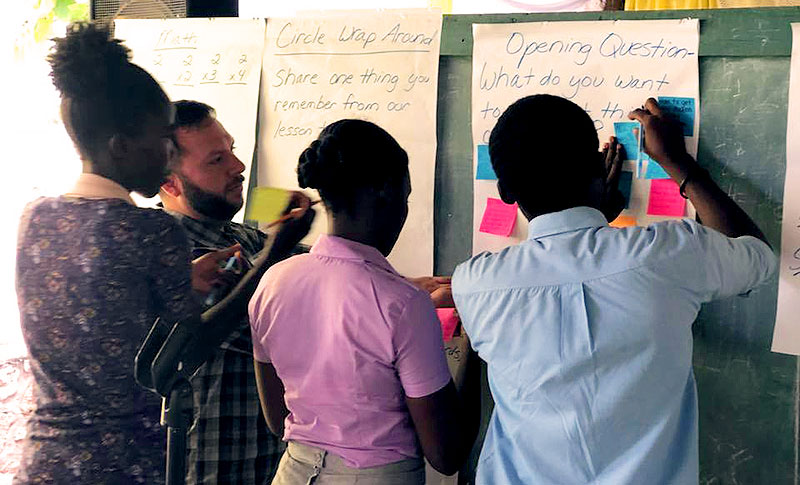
[409,276,454,308]
[269,191,315,260]
[628,98,696,181]
[192,244,242,296]
[600,136,626,223]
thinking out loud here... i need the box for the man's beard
[178,173,242,221]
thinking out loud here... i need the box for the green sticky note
[245,187,290,223]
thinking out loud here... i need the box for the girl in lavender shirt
[249,120,479,484]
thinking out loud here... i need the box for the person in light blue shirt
[452,95,776,485]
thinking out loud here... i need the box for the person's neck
[522,201,600,221]
[83,161,130,192]
[163,198,224,224]
[328,217,390,256]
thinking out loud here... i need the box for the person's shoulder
[255,253,318,302]
[387,272,431,303]
[645,217,704,237]
[111,207,188,255]
[22,196,50,212]
[19,196,52,221]
[374,274,435,328]
[225,220,269,250]
[649,218,773,261]
[264,252,314,279]
[18,197,56,236]
[133,206,186,232]
[229,219,265,238]
[341,262,429,314]
[592,218,704,260]
[452,245,524,295]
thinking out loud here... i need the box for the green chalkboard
[433,8,800,484]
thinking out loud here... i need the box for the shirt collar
[527,206,609,240]
[65,173,135,205]
[310,234,397,274]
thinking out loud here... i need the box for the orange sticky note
[436,308,459,342]
[647,179,686,217]
[610,215,638,228]
[479,198,518,236]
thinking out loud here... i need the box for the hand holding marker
[204,193,319,307]
[265,199,321,229]
[204,255,240,307]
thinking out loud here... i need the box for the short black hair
[297,120,408,214]
[48,22,169,160]
[173,100,216,129]
[489,94,601,213]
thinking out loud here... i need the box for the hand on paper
[191,244,242,296]
[269,191,316,260]
[628,98,696,181]
[409,276,455,308]
[600,137,626,223]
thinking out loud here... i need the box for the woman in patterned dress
[14,23,196,484]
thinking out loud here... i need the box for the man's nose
[230,155,245,175]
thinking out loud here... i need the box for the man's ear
[160,173,182,198]
[497,179,517,205]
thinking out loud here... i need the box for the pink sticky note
[479,198,518,236]
[436,308,459,342]
[647,179,686,217]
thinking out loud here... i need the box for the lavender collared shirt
[249,234,451,468]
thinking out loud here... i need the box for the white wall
[4,9,80,361]
[239,0,432,17]
[239,0,602,16]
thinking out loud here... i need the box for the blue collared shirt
[453,207,776,485]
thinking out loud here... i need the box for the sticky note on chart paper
[476,145,497,180]
[610,215,637,228]
[647,179,686,217]
[245,187,290,222]
[657,97,695,136]
[436,308,459,342]
[614,122,640,161]
[644,154,670,180]
[479,198,518,236]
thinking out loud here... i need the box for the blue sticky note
[657,97,695,136]
[618,171,633,209]
[613,122,640,162]
[476,145,497,180]
[644,155,670,179]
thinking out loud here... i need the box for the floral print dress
[14,197,197,484]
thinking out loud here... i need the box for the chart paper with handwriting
[258,10,441,276]
[471,19,699,254]
[772,23,800,355]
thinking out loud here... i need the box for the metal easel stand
[163,378,193,485]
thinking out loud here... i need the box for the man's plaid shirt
[167,211,285,485]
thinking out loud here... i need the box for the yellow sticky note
[610,215,638,228]
[245,187,290,223]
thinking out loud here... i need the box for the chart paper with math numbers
[772,24,800,355]
[258,10,442,276]
[114,18,266,222]
[471,19,699,255]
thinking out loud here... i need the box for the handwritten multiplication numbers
[149,29,252,88]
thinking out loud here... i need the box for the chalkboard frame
[441,7,800,57]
